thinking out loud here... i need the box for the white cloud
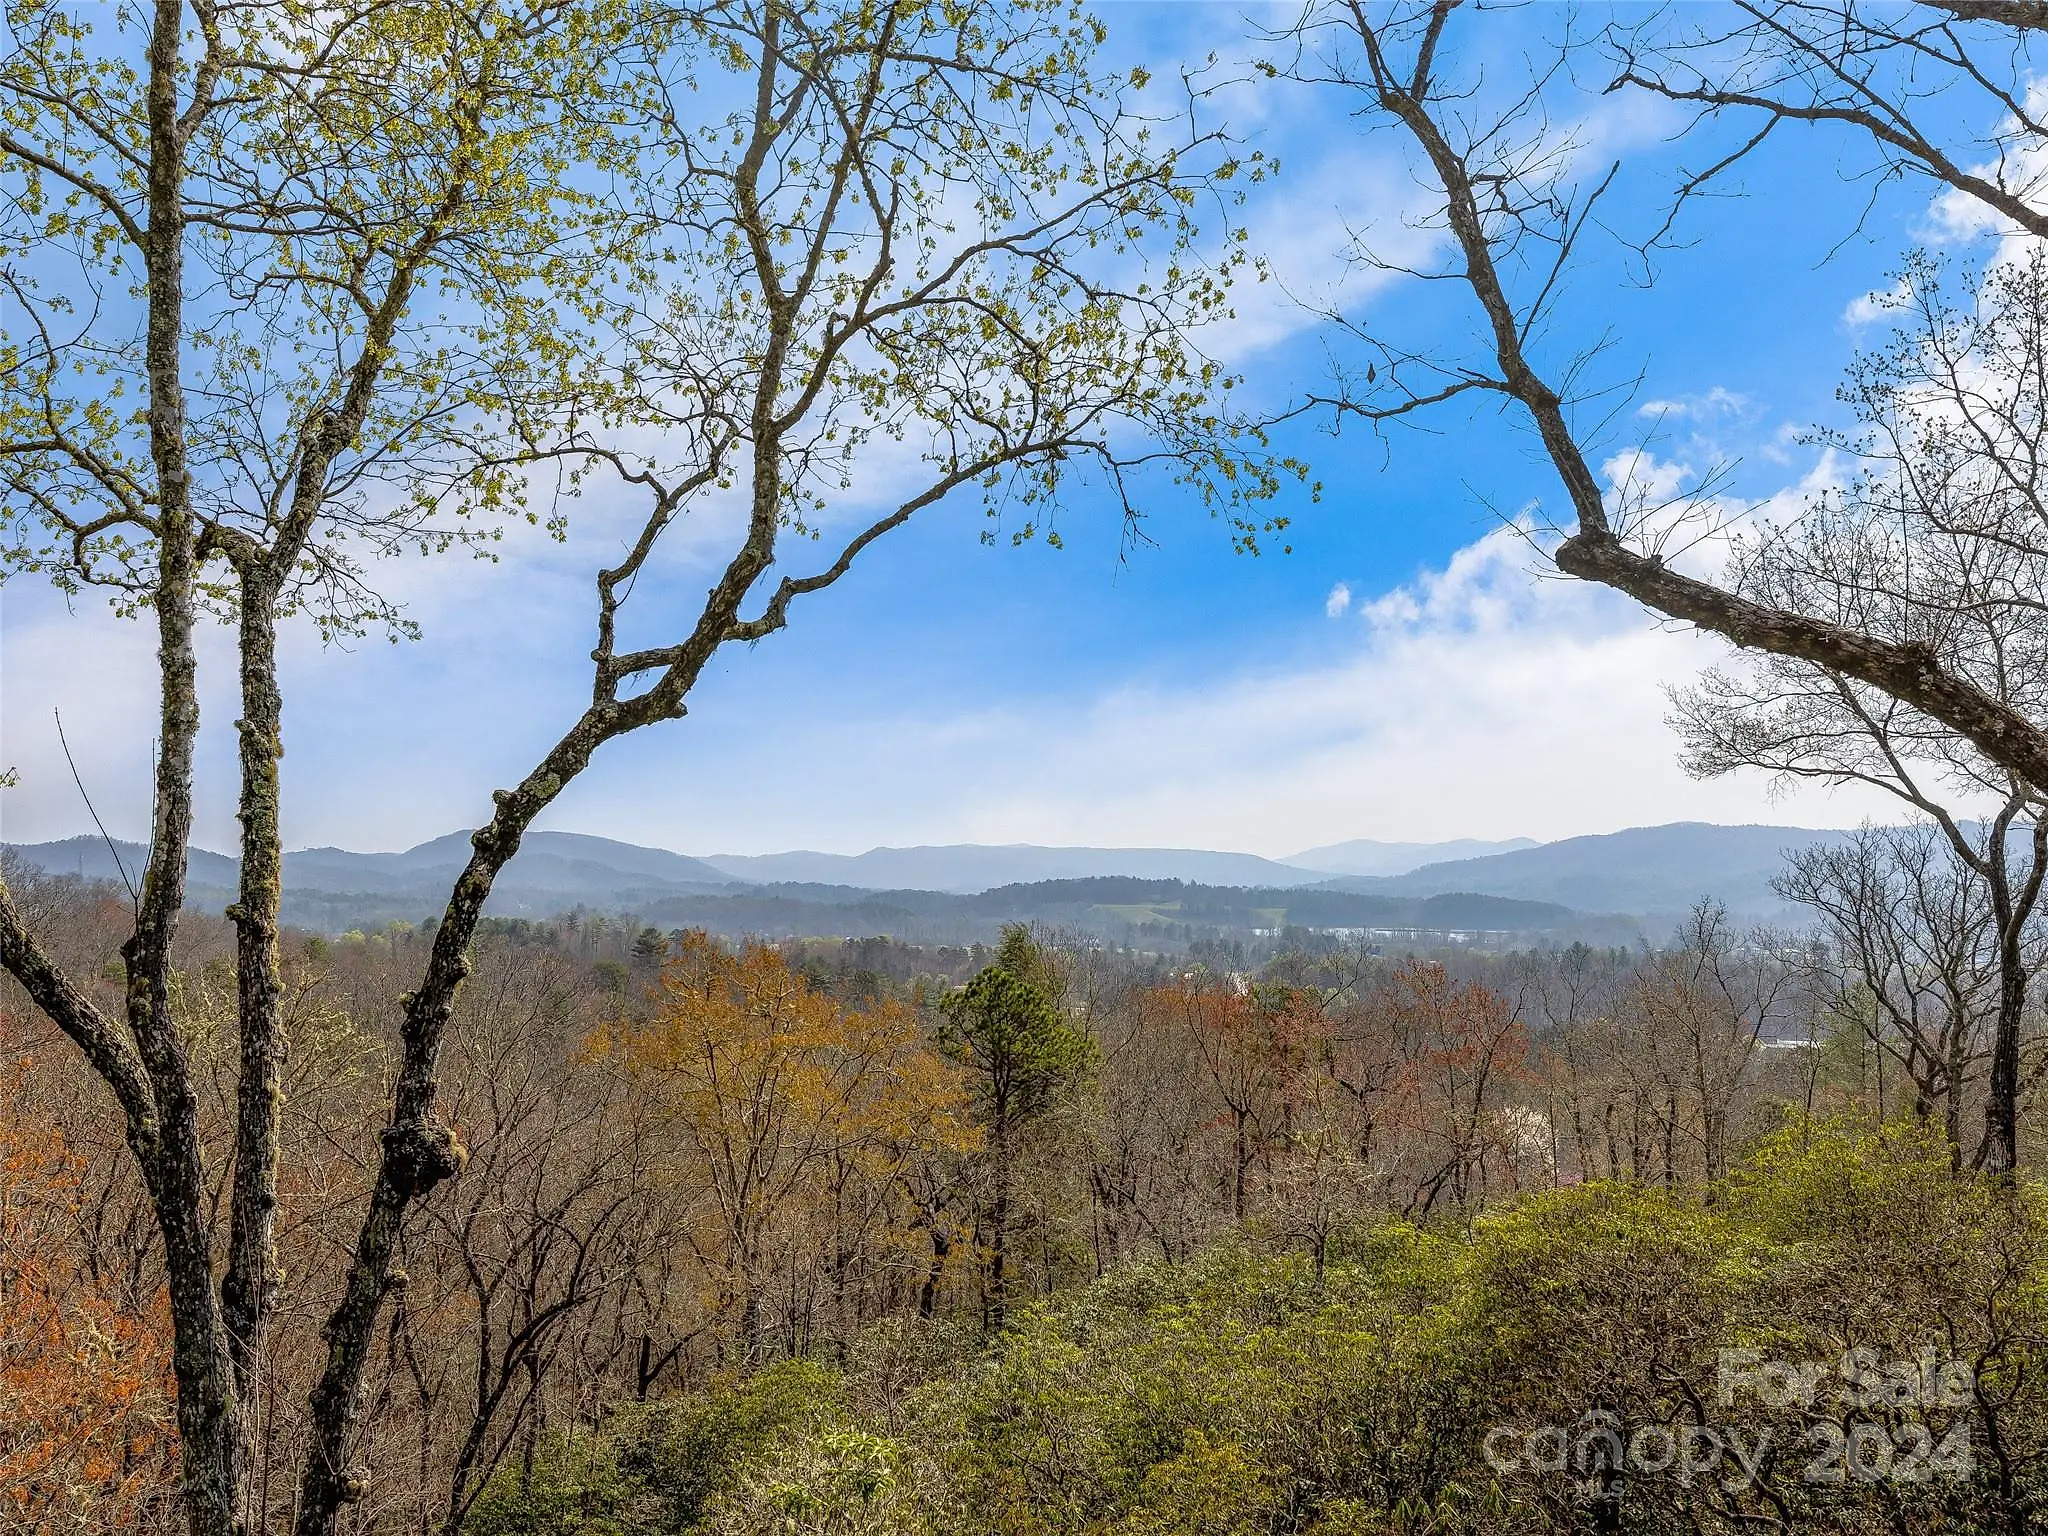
[4,517,1909,862]
[1636,386,1753,423]
[1844,276,1912,327]
[551,522,1909,857]
[789,526,1904,855]
[0,589,243,847]
[1918,77,2048,267]
[1757,421,1806,467]
[1324,581,1352,618]
[1600,447,1695,508]
[1205,150,1446,370]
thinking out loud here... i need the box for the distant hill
[1285,836,1541,877]
[1325,822,1858,921]
[5,831,739,930]
[287,830,735,893]
[6,835,239,891]
[696,844,1327,893]
[7,821,1865,936]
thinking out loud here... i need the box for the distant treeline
[624,876,1593,950]
[5,848,1620,949]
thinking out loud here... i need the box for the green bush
[465,1127,2048,1536]
[466,1360,844,1536]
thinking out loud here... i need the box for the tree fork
[130,0,247,1528]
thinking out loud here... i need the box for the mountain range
[699,844,1318,891]
[693,838,1545,889]
[1316,822,1857,923]
[4,821,1863,939]
[1283,836,1540,877]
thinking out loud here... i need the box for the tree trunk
[1375,35,2048,809]
[294,706,628,1536]
[1982,819,2040,1179]
[135,0,247,1522]
[1232,1112,1250,1222]
[987,1183,1010,1332]
[987,1119,1012,1333]
[920,1226,951,1319]
[223,577,288,1435]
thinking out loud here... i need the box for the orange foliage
[1367,961,1535,1212]
[1145,963,1535,1222]
[608,934,977,1339]
[0,1066,176,1532]
[622,933,977,1162]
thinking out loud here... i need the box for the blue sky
[0,2,2006,858]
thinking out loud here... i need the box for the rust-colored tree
[1370,961,1534,1217]
[0,1063,176,1531]
[614,934,976,1362]
[1154,977,1325,1224]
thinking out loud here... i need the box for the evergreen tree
[936,927,1094,1329]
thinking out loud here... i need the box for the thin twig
[55,708,138,908]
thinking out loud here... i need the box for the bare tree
[1270,0,2048,1170]
[1611,2,2048,248]
[1670,252,2048,1168]
[1088,980,1219,1268]
[1778,825,2024,1159]
[1643,904,1801,1183]
[418,952,649,1536]
[1524,942,1640,1184]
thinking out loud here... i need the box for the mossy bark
[128,2,247,1529]
[223,580,287,1425]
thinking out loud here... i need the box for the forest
[7,847,2048,1533]
[13,0,2048,1534]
